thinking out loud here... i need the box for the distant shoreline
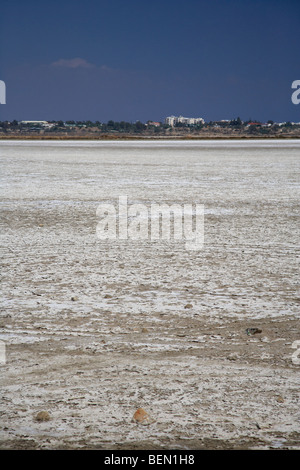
[1,134,300,141]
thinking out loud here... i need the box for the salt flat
[0,139,299,449]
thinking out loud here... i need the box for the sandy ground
[0,140,299,450]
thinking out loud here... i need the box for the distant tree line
[0,118,299,134]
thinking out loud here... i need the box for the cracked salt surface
[0,140,299,449]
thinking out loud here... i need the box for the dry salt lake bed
[0,139,299,450]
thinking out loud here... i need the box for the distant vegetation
[0,118,299,139]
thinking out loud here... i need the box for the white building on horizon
[19,120,55,128]
[165,115,205,127]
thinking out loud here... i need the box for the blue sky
[0,0,299,122]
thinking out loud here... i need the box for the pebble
[245,328,262,336]
[227,352,239,361]
[35,411,51,422]
[132,408,155,425]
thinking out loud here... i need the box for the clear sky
[0,0,299,122]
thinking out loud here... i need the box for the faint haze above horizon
[0,0,299,123]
